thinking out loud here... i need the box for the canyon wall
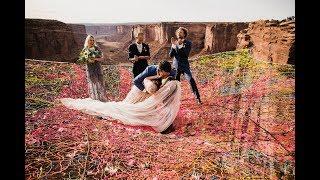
[85,25,132,42]
[84,24,134,64]
[25,19,86,62]
[236,18,295,64]
[132,22,248,61]
[132,24,167,44]
[25,18,294,65]
[132,22,207,61]
[68,23,87,49]
[130,23,166,61]
[204,23,249,53]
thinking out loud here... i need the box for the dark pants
[133,60,148,78]
[175,67,201,100]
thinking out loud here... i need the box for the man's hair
[176,27,188,38]
[136,32,144,38]
[158,60,172,73]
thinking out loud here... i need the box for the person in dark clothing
[80,35,107,102]
[169,27,202,105]
[128,32,151,78]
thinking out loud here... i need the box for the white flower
[140,162,150,169]
[66,151,76,158]
[195,139,203,145]
[104,165,118,175]
[168,134,176,139]
[191,171,202,180]
[136,129,141,134]
[127,159,135,166]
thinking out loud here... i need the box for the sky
[25,0,295,23]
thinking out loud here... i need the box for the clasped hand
[171,37,184,46]
[130,55,149,63]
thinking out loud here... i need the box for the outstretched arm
[133,66,150,91]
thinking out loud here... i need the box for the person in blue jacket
[169,27,202,104]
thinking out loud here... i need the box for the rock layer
[25,18,295,65]
[204,23,249,53]
[236,18,295,64]
[85,25,132,42]
[25,19,86,62]
[68,23,87,49]
[132,22,248,61]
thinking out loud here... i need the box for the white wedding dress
[60,80,181,132]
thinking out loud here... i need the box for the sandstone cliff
[85,25,132,42]
[25,19,86,62]
[85,24,133,64]
[68,23,87,49]
[131,22,248,62]
[25,18,295,65]
[204,23,249,54]
[236,18,295,64]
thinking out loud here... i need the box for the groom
[133,60,176,92]
[133,60,176,134]
[169,27,202,104]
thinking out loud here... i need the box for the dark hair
[152,78,162,90]
[158,60,171,73]
[136,32,144,38]
[176,27,188,38]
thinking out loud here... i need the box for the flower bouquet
[77,47,102,64]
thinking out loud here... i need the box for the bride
[60,61,181,133]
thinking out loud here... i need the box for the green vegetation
[25,61,72,115]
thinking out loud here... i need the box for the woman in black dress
[81,35,107,102]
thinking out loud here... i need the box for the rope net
[25,49,295,179]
